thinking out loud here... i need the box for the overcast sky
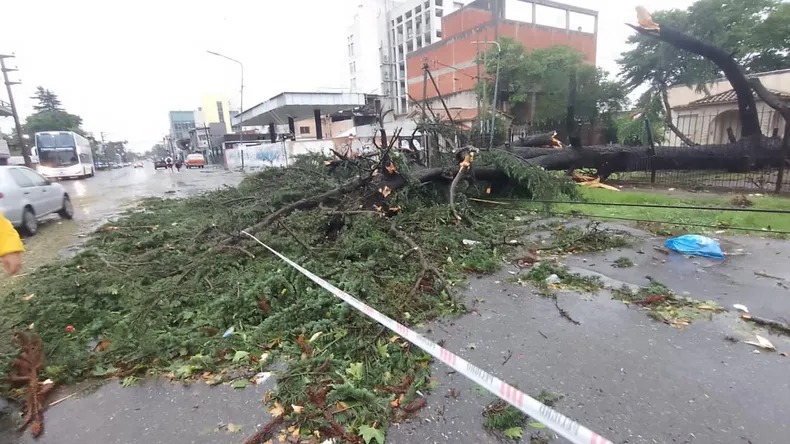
[1,0,694,152]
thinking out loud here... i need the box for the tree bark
[516,138,782,179]
[513,131,561,148]
[748,78,790,192]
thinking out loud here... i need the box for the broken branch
[389,222,451,299]
[741,314,790,336]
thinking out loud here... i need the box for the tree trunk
[630,24,762,138]
[514,137,783,179]
[513,131,560,148]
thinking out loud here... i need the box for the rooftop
[676,88,790,109]
[233,92,368,127]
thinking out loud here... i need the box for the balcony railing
[0,99,13,117]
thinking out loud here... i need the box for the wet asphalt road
[13,163,245,270]
[388,223,790,444]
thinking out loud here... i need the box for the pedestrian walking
[165,156,174,172]
[0,212,24,275]
[175,160,183,172]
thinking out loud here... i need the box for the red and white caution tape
[241,231,614,444]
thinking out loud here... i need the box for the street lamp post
[471,41,502,149]
[207,50,244,159]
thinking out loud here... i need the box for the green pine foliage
[0,154,578,434]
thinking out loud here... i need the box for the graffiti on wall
[224,143,287,169]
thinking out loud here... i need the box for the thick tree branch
[628,22,762,138]
[749,78,790,120]
[657,81,698,146]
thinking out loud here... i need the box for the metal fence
[510,106,789,193]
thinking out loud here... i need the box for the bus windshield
[36,133,78,168]
[38,148,78,167]
[36,132,76,148]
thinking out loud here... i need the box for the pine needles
[0,152,577,439]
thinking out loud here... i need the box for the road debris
[744,335,776,351]
[665,234,725,259]
[733,304,749,314]
[740,314,790,336]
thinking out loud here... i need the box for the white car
[0,166,74,236]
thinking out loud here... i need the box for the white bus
[34,131,95,179]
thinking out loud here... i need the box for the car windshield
[38,147,78,167]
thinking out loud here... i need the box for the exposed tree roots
[9,332,54,438]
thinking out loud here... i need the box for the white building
[347,0,470,115]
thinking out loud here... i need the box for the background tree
[617,0,790,144]
[102,141,128,163]
[616,91,666,146]
[23,87,84,137]
[145,144,170,159]
[30,86,63,112]
[480,40,627,140]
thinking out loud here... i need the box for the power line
[433,60,478,80]
[523,199,790,215]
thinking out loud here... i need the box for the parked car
[133,162,143,168]
[0,166,74,236]
[185,153,206,169]
[154,159,168,170]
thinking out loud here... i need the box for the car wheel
[21,207,37,236]
[58,195,74,220]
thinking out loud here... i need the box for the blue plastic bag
[665,234,725,259]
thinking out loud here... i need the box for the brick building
[405,0,597,125]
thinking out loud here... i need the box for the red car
[185,154,206,169]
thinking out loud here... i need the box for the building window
[299,126,311,135]
[351,78,357,91]
[435,8,443,17]
[216,101,225,123]
[453,1,463,8]
[435,0,443,6]
[348,41,355,57]
[350,61,356,74]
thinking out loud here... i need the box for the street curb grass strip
[241,231,614,444]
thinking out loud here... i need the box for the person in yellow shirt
[0,212,24,275]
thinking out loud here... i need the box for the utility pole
[206,51,244,153]
[100,131,107,163]
[0,54,31,167]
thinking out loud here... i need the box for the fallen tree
[0,144,579,443]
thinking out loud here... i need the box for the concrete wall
[223,139,337,169]
[294,117,348,140]
[674,102,786,145]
